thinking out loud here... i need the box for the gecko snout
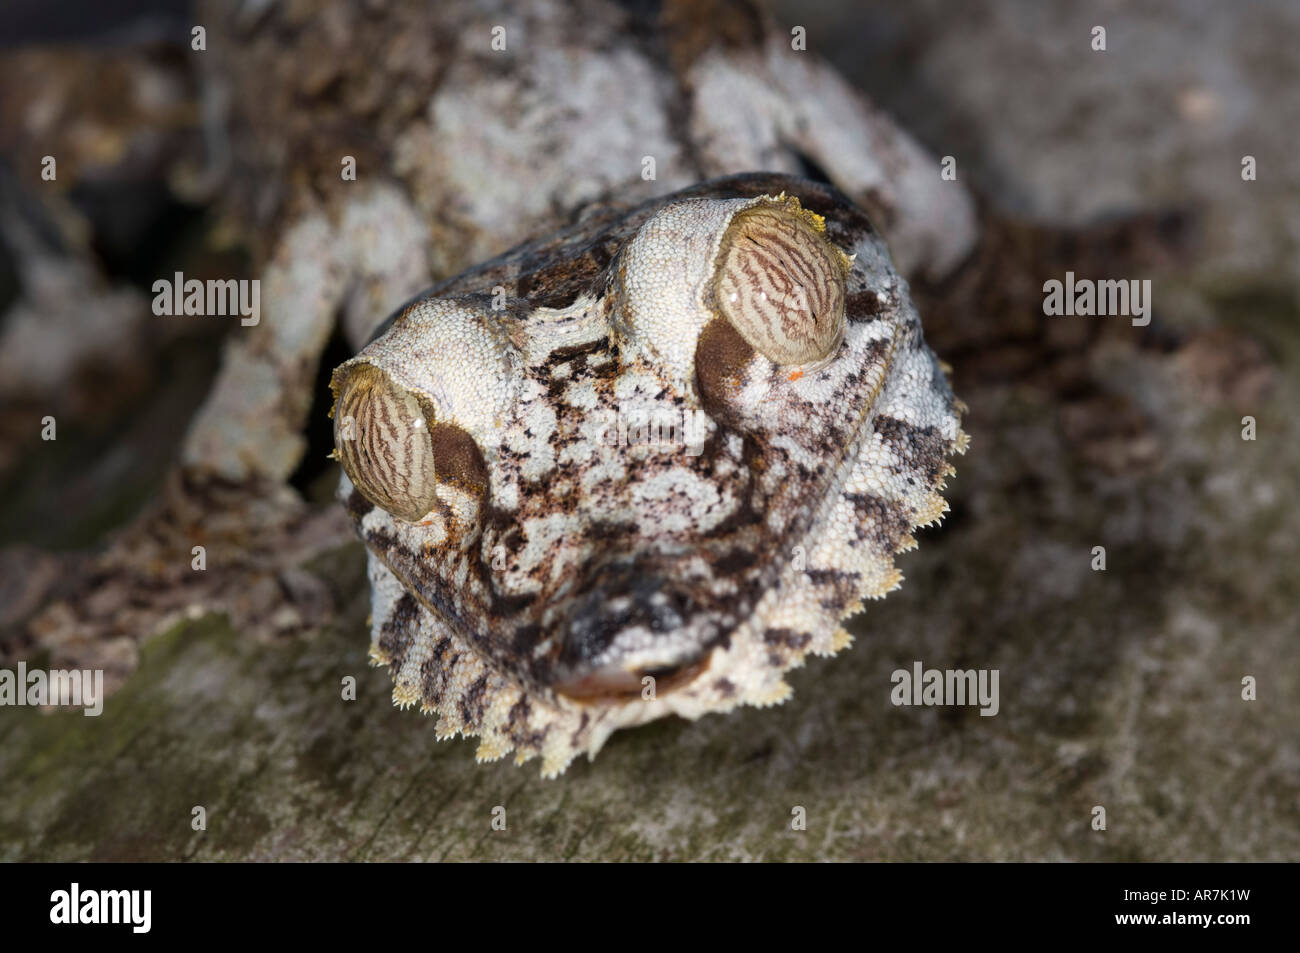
[551,559,723,701]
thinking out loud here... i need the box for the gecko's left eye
[329,298,515,522]
[710,198,851,366]
[331,364,441,523]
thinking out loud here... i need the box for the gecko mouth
[553,659,711,702]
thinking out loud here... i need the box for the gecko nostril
[552,565,718,701]
[566,572,687,653]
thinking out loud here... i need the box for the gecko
[332,174,966,775]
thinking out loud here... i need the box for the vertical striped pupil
[334,366,439,522]
[714,201,848,366]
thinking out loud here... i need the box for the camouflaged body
[336,174,967,776]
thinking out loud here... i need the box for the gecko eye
[331,364,440,523]
[712,197,851,366]
[330,298,509,522]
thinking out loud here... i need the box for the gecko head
[330,174,964,770]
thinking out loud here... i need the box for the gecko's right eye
[711,196,851,366]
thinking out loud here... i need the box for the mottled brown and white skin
[332,174,967,776]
